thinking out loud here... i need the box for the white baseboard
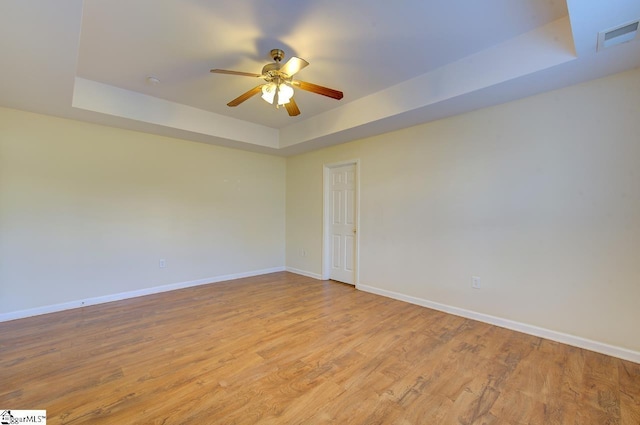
[286,267,324,280]
[356,283,640,364]
[0,266,286,323]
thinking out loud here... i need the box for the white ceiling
[1,1,640,155]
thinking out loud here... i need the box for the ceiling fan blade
[227,85,263,107]
[293,80,343,100]
[210,69,263,78]
[285,97,301,116]
[279,57,309,77]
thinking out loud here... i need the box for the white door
[329,164,356,284]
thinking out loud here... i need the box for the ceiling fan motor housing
[262,62,281,77]
[263,49,286,79]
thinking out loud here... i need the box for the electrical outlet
[472,276,481,289]
[159,259,166,268]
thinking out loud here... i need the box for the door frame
[322,159,360,284]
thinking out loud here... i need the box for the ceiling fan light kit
[210,49,343,116]
[261,82,294,105]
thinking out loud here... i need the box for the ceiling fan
[210,49,343,116]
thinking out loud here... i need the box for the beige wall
[286,68,640,352]
[0,108,285,314]
[2,68,639,353]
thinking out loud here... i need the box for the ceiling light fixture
[210,48,343,116]
[261,81,294,106]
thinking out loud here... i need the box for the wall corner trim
[286,267,324,280]
[356,283,640,364]
[0,267,286,323]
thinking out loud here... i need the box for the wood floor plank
[1,272,638,424]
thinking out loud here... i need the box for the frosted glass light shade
[261,83,276,104]
[277,84,294,104]
[261,83,293,105]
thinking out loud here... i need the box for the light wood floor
[1,272,638,424]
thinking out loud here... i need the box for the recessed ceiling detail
[2,1,640,155]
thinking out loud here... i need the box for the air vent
[597,20,640,51]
